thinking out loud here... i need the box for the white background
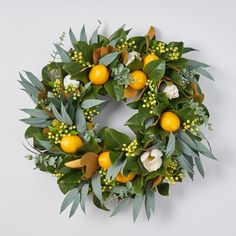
[0,0,236,235]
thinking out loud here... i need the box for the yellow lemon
[130,70,147,90]
[116,172,136,183]
[89,64,109,85]
[98,151,112,170]
[160,111,180,132]
[60,135,83,153]
[143,54,159,67]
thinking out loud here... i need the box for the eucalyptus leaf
[61,102,73,125]
[80,183,89,213]
[81,99,106,109]
[195,67,214,81]
[60,188,79,213]
[166,132,175,157]
[110,198,129,217]
[177,154,194,174]
[75,106,86,136]
[80,25,87,42]
[21,108,49,119]
[194,140,217,160]
[194,156,205,178]
[24,71,44,90]
[133,194,143,222]
[145,189,155,220]
[178,139,199,158]
[91,173,103,201]
[99,52,120,66]
[69,28,77,47]
[54,44,71,63]
[106,159,126,180]
[69,192,81,218]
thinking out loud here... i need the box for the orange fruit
[116,172,136,183]
[160,111,180,132]
[89,64,109,85]
[123,86,138,98]
[98,151,112,170]
[130,70,147,90]
[60,135,83,153]
[143,54,159,67]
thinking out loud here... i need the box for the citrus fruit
[123,86,138,98]
[98,151,112,170]
[143,54,159,67]
[116,172,136,183]
[89,64,109,85]
[130,70,147,90]
[160,111,180,132]
[60,135,83,153]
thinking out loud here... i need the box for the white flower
[140,149,163,172]
[163,84,179,100]
[125,51,141,66]
[63,75,80,88]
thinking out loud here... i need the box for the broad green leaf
[133,194,143,222]
[157,183,169,196]
[104,80,124,101]
[187,59,210,69]
[54,44,71,63]
[177,154,194,174]
[21,109,49,118]
[110,198,129,217]
[182,47,198,54]
[166,132,175,157]
[127,57,143,71]
[93,195,110,211]
[194,156,205,178]
[91,173,103,201]
[80,183,89,213]
[195,67,214,81]
[194,140,217,160]
[75,106,86,136]
[61,103,73,125]
[80,25,87,42]
[143,59,166,83]
[81,99,106,109]
[25,126,41,139]
[69,192,80,218]
[60,188,79,213]
[132,175,143,194]
[69,28,77,47]
[98,52,120,66]
[24,71,44,90]
[74,41,93,63]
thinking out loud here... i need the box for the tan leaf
[152,176,163,188]
[93,46,117,65]
[121,49,129,65]
[147,26,156,40]
[38,91,47,100]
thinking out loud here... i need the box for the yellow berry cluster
[150,41,167,54]
[141,90,157,114]
[69,50,93,68]
[99,169,116,192]
[48,120,77,144]
[165,161,185,184]
[53,173,64,178]
[122,139,138,157]
[166,47,180,61]
[116,39,137,50]
[84,108,100,121]
[64,84,81,100]
[52,79,62,97]
[182,118,200,134]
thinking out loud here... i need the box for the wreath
[20,25,216,221]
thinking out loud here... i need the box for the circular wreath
[20,25,216,221]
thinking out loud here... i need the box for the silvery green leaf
[75,106,86,135]
[98,52,120,66]
[37,140,53,150]
[194,156,205,178]
[187,59,210,69]
[20,118,50,128]
[81,99,106,109]
[166,132,175,157]
[91,173,103,201]
[80,25,87,43]
[61,103,73,125]
[84,82,91,90]
[177,130,198,150]
[110,186,130,198]
[177,154,194,174]
[60,188,79,213]
[195,67,214,81]
[106,159,125,180]
[80,183,89,213]
[54,44,71,63]
[89,26,99,44]
[145,190,155,220]
[178,140,199,158]
[69,28,77,47]
[24,71,44,90]
[194,140,217,160]
[182,47,198,54]
[48,157,55,166]
[110,198,129,217]
[21,108,49,118]
[133,194,143,222]
[49,103,63,122]
[69,192,81,218]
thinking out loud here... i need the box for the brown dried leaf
[152,176,163,188]
[121,49,129,65]
[147,26,156,40]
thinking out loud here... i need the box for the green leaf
[133,194,143,222]
[166,132,175,157]
[60,188,79,213]
[54,44,71,63]
[91,173,103,201]
[143,59,166,83]
[80,25,87,43]
[145,189,155,220]
[93,195,110,211]
[69,192,80,218]
[187,59,210,69]
[24,71,44,90]
[81,99,106,109]
[74,41,93,63]
[25,126,41,139]
[126,57,143,71]
[157,183,169,196]
[104,128,130,150]
[98,52,120,66]
[75,106,86,136]
[194,156,205,178]
[21,109,49,119]
[194,140,217,160]
[69,28,77,47]
[104,80,124,101]
[37,139,53,150]
[80,183,89,213]
[110,198,129,217]
[50,103,63,121]
[132,175,143,194]
[182,47,198,54]
[177,154,194,174]
[195,67,214,81]
[61,102,73,125]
